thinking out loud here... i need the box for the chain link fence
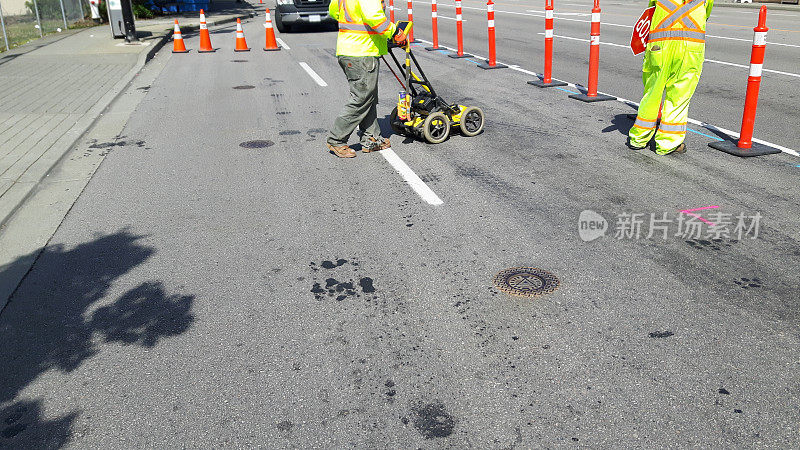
[1,0,87,52]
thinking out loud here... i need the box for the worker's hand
[393,27,408,46]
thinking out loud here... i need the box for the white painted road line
[415,38,800,158]
[299,62,327,87]
[276,38,290,50]
[436,15,465,21]
[380,148,444,206]
[540,32,800,79]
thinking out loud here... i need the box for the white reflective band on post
[266,22,273,28]
[456,14,462,20]
[488,19,494,27]
[408,9,412,14]
[590,35,600,45]
[545,10,553,19]
[390,6,393,10]
[488,4,494,12]
[432,12,437,17]
[753,31,767,46]
[456,1,461,6]
[237,31,243,37]
[432,0,437,3]
[545,29,553,38]
[200,23,207,29]
[750,63,763,77]
[200,14,206,21]
[592,12,600,22]
[266,13,271,20]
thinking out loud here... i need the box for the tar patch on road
[493,267,559,298]
[239,140,274,149]
[649,330,674,338]
[734,277,763,289]
[309,259,375,301]
[408,401,455,439]
[230,59,248,63]
[233,85,255,90]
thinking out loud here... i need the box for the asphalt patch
[410,401,455,439]
[233,85,255,90]
[239,140,274,149]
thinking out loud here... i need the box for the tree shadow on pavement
[0,229,195,448]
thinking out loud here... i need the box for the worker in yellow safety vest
[628,0,714,155]
[326,0,408,158]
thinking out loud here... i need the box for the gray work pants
[327,56,382,146]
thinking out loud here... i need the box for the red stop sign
[631,6,655,55]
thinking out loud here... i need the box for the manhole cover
[493,267,559,297]
[233,85,255,90]
[239,140,274,148]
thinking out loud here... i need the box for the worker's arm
[705,0,714,20]
[360,0,396,38]
[329,0,340,21]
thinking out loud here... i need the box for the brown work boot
[327,143,356,158]
[662,143,687,156]
[362,137,391,153]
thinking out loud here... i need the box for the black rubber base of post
[198,49,217,53]
[569,93,616,102]
[234,48,251,52]
[263,47,281,51]
[708,139,781,157]
[448,53,473,59]
[172,50,190,53]
[478,62,508,70]
[424,46,440,51]
[528,79,567,88]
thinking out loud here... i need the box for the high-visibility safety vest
[647,0,714,45]
[329,0,397,57]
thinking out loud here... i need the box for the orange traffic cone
[264,9,281,51]
[198,9,216,53]
[172,19,189,53]
[234,18,250,52]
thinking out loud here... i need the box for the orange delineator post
[389,0,394,22]
[198,9,216,53]
[478,0,506,69]
[528,0,566,87]
[407,0,415,43]
[264,8,281,51]
[425,0,440,51]
[708,6,780,157]
[448,0,472,58]
[569,0,614,101]
[234,18,251,52]
[172,19,189,53]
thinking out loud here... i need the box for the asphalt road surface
[1,3,799,448]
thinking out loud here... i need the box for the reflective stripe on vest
[649,29,705,42]
[337,0,391,34]
[655,0,704,29]
[651,0,707,43]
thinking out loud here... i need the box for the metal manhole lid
[239,140,274,149]
[493,267,559,297]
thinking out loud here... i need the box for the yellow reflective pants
[629,40,705,154]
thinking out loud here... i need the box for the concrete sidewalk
[0,3,258,311]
